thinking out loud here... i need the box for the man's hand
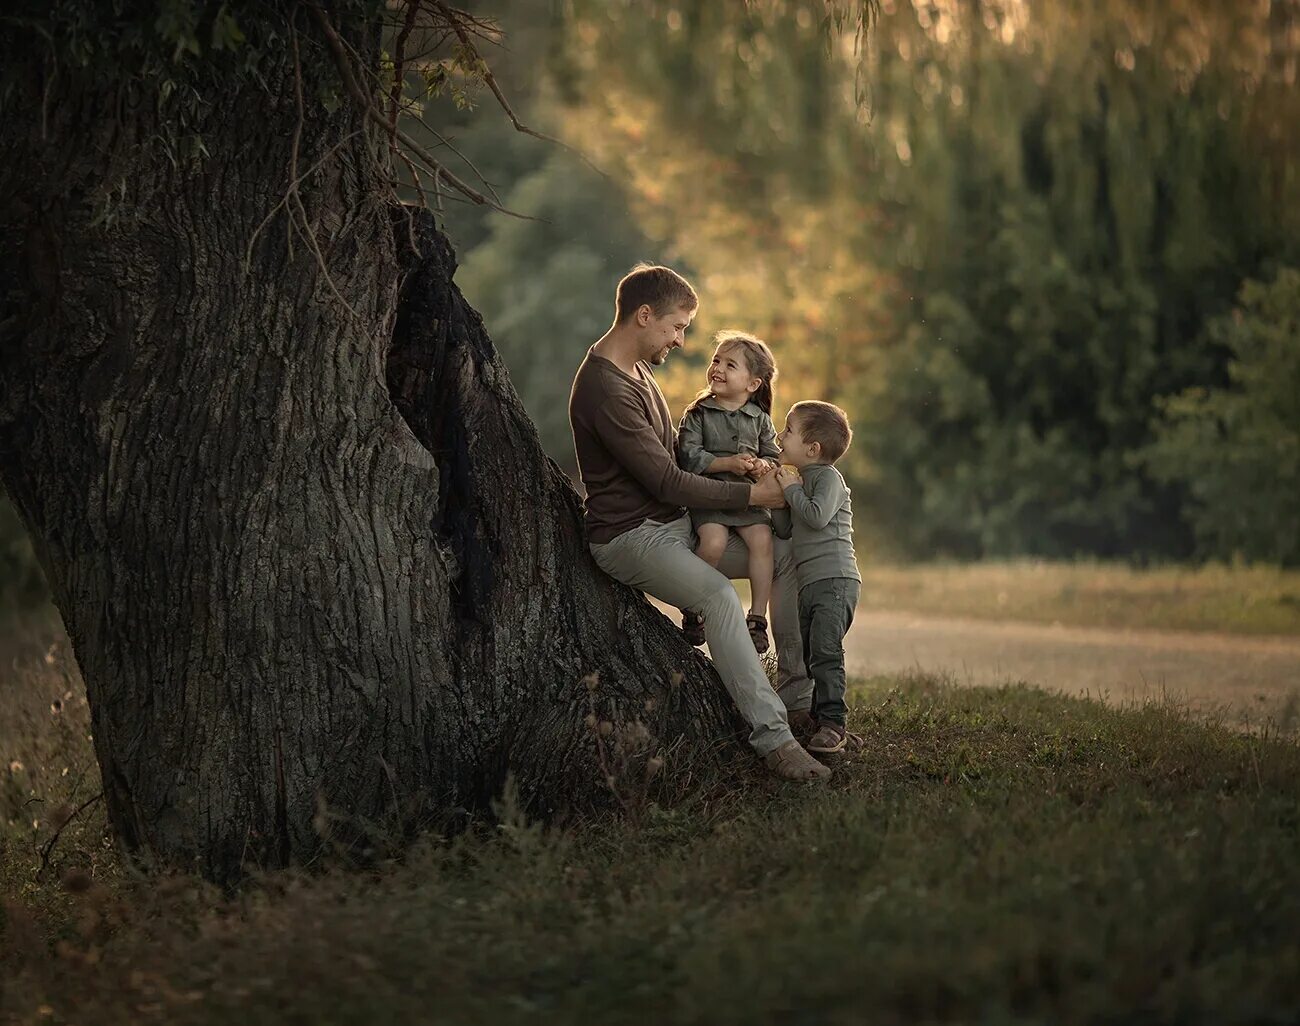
[774,466,801,489]
[749,469,788,508]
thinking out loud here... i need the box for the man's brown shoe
[764,740,831,781]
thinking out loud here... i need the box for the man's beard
[649,345,671,365]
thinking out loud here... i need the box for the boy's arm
[782,471,847,531]
[595,397,750,510]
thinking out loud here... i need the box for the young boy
[772,401,861,754]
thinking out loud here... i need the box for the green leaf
[211,4,246,52]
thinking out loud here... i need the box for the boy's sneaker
[681,610,706,646]
[745,613,770,654]
[764,740,831,781]
[807,722,848,754]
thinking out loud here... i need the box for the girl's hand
[719,454,756,475]
[747,459,776,480]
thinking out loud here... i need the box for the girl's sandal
[746,613,770,654]
[681,610,706,647]
[807,722,847,754]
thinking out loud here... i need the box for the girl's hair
[686,331,778,414]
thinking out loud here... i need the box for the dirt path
[845,611,1300,724]
[651,599,1300,726]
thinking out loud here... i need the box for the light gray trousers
[590,513,813,755]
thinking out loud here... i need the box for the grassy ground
[3,620,1300,1024]
[858,561,1300,636]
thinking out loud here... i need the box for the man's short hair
[790,400,853,464]
[615,263,698,324]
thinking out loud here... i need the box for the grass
[4,622,1300,1024]
[857,560,1300,636]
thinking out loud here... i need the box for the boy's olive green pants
[798,577,861,728]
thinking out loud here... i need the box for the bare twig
[329,10,504,207]
[37,791,103,878]
[330,22,501,206]
[243,128,363,273]
[388,0,421,140]
[431,0,607,179]
[308,3,538,220]
[289,18,365,323]
[286,11,306,262]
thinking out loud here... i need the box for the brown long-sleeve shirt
[569,348,751,543]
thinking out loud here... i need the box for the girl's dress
[676,397,781,528]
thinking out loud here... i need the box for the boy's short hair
[790,400,853,464]
[615,263,698,323]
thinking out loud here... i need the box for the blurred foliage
[0,493,47,613]
[505,0,1300,561]
[455,154,654,461]
[1144,268,1300,565]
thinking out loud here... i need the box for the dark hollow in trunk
[0,29,742,882]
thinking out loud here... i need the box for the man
[569,263,828,781]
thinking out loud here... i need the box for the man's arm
[595,397,750,510]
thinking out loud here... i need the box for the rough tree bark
[0,21,742,881]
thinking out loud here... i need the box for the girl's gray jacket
[676,397,781,477]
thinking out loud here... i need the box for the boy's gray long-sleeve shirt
[771,463,861,588]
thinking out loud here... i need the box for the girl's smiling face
[706,345,760,401]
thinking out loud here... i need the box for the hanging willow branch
[306,2,535,220]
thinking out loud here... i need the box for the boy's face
[776,413,818,468]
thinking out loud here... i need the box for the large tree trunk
[0,24,740,882]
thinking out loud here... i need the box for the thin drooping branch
[288,18,366,323]
[431,0,608,179]
[307,3,536,220]
[388,0,421,139]
[37,791,104,879]
[334,17,504,208]
[242,127,364,272]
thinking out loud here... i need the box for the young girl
[675,331,782,653]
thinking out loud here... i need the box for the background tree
[1144,268,1300,564]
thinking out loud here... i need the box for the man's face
[639,304,695,365]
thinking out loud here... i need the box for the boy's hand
[775,466,801,489]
